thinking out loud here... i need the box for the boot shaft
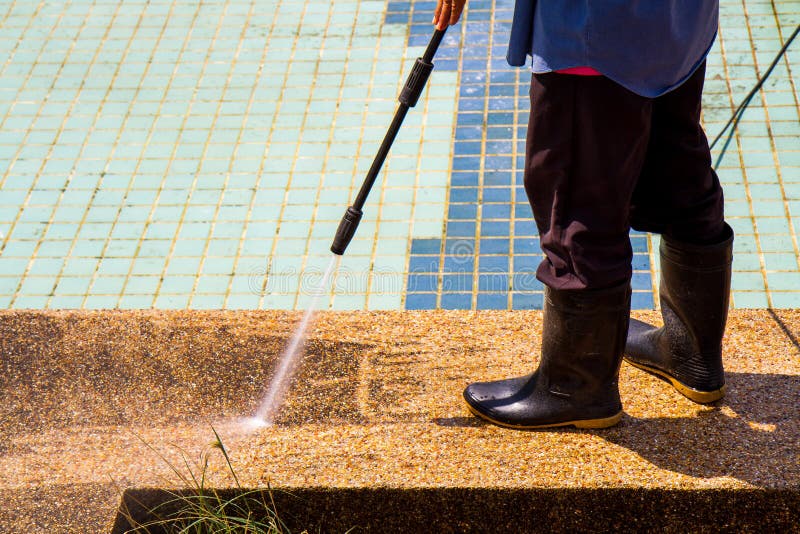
[659,224,733,357]
[541,283,631,404]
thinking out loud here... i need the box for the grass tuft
[118,426,299,534]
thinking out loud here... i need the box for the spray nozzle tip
[330,206,363,255]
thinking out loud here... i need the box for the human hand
[433,0,466,31]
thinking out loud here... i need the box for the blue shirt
[507,1,719,97]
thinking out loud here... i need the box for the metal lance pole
[330,28,447,255]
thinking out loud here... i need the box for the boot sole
[624,358,725,404]
[464,402,623,430]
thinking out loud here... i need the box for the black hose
[711,23,799,169]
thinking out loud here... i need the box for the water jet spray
[246,29,447,430]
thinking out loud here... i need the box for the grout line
[118,0,232,308]
[222,0,280,310]
[7,0,127,308]
[290,2,337,311]
[256,0,311,310]
[79,0,182,309]
[725,1,773,308]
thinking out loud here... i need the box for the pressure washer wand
[330,28,447,255]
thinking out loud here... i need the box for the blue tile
[489,85,516,97]
[515,204,534,218]
[513,292,544,310]
[631,272,652,290]
[444,256,474,272]
[512,273,542,292]
[446,221,476,237]
[631,291,655,310]
[385,13,408,24]
[477,293,508,309]
[487,126,513,139]
[513,238,540,254]
[630,236,648,252]
[450,186,479,201]
[480,238,510,254]
[454,141,481,155]
[482,204,511,219]
[481,221,509,236]
[456,125,483,139]
[632,253,650,270]
[515,220,537,235]
[445,238,476,255]
[442,273,472,292]
[449,204,478,219]
[410,239,441,254]
[478,273,508,291]
[458,98,484,112]
[479,256,509,272]
[441,293,472,310]
[452,156,482,171]
[513,255,539,272]
[451,173,480,187]
[485,155,512,169]
[482,188,511,202]
[408,274,438,292]
[457,112,484,125]
[409,256,440,273]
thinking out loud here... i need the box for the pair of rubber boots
[464,224,733,429]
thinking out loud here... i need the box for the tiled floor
[0,0,797,310]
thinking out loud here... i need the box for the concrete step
[1,309,798,532]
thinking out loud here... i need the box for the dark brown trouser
[524,62,725,291]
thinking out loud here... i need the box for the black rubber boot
[463,282,631,429]
[625,223,733,404]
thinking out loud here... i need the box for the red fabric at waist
[555,66,603,76]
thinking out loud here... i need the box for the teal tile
[90,276,126,294]
[225,293,261,309]
[83,295,120,309]
[754,217,792,234]
[769,291,800,308]
[0,276,22,295]
[202,257,236,275]
[28,258,64,276]
[154,294,191,309]
[759,234,795,253]
[12,295,50,308]
[367,293,402,310]
[15,273,52,295]
[766,272,800,291]
[732,272,765,291]
[732,291,769,308]
[195,275,230,294]
[48,295,85,309]
[124,276,160,295]
[55,276,92,295]
[118,295,154,309]
[190,294,226,309]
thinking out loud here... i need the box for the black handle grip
[399,58,434,107]
[330,206,363,255]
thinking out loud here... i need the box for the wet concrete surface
[0,309,798,531]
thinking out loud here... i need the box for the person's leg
[625,62,733,403]
[629,62,725,243]
[463,73,649,429]
[525,73,652,290]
